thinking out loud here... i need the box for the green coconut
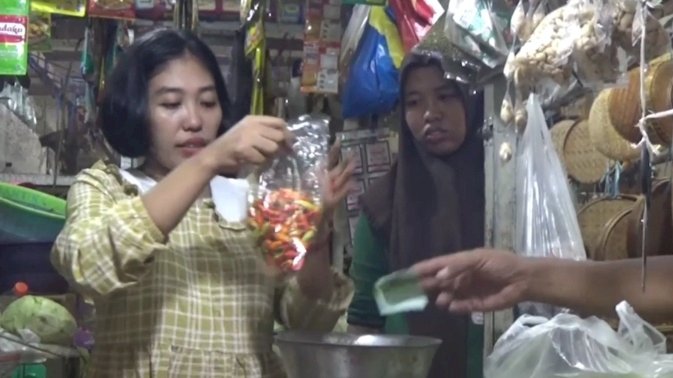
[0,295,77,345]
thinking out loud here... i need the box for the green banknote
[374,269,429,316]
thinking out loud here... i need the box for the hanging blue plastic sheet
[341,6,403,119]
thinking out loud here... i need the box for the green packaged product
[0,0,29,75]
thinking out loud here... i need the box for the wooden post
[482,78,516,359]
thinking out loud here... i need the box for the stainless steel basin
[275,331,441,378]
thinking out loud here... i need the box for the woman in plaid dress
[51,29,355,377]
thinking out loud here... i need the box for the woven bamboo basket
[607,67,642,143]
[645,52,673,145]
[588,90,641,162]
[608,53,673,145]
[563,120,611,184]
[551,119,577,157]
[594,207,633,261]
[577,195,638,260]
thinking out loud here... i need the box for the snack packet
[247,114,330,272]
[88,0,135,19]
[0,0,29,75]
[30,0,86,17]
[28,11,51,52]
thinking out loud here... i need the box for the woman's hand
[322,141,357,216]
[202,115,293,174]
[297,142,355,300]
[412,249,531,313]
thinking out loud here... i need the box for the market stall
[2,0,673,377]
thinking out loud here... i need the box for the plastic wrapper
[0,329,79,377]
[0,0,28,76]
[515,94,586,318]
[507,6,575,91]
[341,6,403,118]
[566,0,625,87]
[444,0,503,69]
[339,4,369,71]
[87,0,135,19]
[622,0,672,62]
[485,301,673,378]
[446,0,508,67]
[511,0,548,43]
[389,0,443,53]
[28,11,51,52]
[417,12,503,91]
[247,114,330,272]
[30,0,86,17]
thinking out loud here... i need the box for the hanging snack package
[31,0,85,17]
[28,11,51,52]
[567,0,625,87]
[511,0,548,43]
[508,5,576,95]
[0,0,29,75]
[446,0,508,67]
[625,0,672,62]
[88,0,135,19]
[247,114,330,272]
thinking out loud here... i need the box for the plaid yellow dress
[51,161,354,377]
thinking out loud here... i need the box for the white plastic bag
[515,94,587,317]
[485,301,673,378]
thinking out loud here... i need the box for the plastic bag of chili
[246,114,330,272]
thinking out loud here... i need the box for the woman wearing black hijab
[347,50,485,378]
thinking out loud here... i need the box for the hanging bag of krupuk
[247,114,330,272]
[0,0,29,75]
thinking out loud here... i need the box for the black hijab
[360,50,485,378]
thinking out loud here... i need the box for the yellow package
[31,0,86,17]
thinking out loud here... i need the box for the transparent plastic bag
[445,0,508,68]
[515,94,586,317]
[419,12,503,90]
[485,301,673,378]
[247,114,330,272]
[508,6,575,90]
[567,0,625,87]
[339,4,369,72]
[511,0,548,43]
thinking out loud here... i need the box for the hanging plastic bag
[389,0,443,52]
[566,0,626,88]
[417,11,503,91]
[247,114,330,272]
[0,0,29,75]
[511,0,548,43]
[445,0,508,68]
[341,6,403,119]
[485,301,673,378]
[340,4,369,71]
[507,5,575,93]
[515,94,586,317]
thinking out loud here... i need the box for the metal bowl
[275,331,441,378]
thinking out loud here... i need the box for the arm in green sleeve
[347,214,389,330]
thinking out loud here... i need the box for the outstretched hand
[411,249,531,313]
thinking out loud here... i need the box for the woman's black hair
[99,28,231,158]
